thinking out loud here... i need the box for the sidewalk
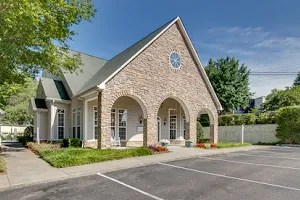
[0,143,269,190]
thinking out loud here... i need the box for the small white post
[241,124,244,144]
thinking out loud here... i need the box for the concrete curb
[0,145,270,192]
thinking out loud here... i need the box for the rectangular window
[111,108,116,138]
[169,110,177,140]
[118,109,127,140]
[72,108,81,139]
[57,109,64,139]
[93,106,98,139]
[109,108,127,140]
[183,117,186,139]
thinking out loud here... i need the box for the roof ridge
[75,17,179,96]
[67,48,108,61]
[106,17,178,62]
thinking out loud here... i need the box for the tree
[263,86,300,111]
[1,78,37,124]
[294,72,300,86]
[205,57,251,112]
[0,0,96,84]
[276,106,300,144]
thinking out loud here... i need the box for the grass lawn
[0,155,5,173]
[40,147,153,168]
[216,142,251,148]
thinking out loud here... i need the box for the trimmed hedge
[63,138,81,148]
[219,112,277,126]
[276,106,300,144]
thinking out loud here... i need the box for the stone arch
[197,107,218,144]
[154,93,190,122]
[108,90,148,119]
[197,107,215,125]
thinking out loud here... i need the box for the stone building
[29,17,222,148]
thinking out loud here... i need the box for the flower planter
[161,143,168,147]
[185,142,194,148]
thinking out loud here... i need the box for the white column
[37,111,40,144]
[83,99,88,141]
[50,100,55,140]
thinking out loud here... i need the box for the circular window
[170,52,181,69]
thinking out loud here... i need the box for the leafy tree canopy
[1,77,37,124]
[205,56,251,112]
[0,0,96,84]
[263,86,300,111]
[294,72,300,86]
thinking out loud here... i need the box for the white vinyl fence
[203,124,279,144]
[0,124,30,144]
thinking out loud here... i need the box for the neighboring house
[235,96,266,114]
[29,17,222,148]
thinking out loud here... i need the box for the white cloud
[195,26,299,96]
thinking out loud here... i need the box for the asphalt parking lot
[1,146,300,200]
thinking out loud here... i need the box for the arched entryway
[197,108,218,143]
[109,95,148,147]
[156,97,190,145]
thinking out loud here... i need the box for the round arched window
[170,52,181,69]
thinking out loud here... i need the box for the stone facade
[97,22,219,148]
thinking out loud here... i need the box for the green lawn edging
[39,147,153,168]
[216,142,251,148]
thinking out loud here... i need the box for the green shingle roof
[41,77,70,100]
[60,51,107,96]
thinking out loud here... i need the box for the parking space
[1,147,300,200]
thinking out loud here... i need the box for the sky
[68,0,300,97]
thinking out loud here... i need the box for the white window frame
[93,106,98,140]
[117,109,127,141]
[108,108,127,141]
[157,117,161,142]
[183,116,186,139]
[169,108,177,140]
[72,107,81,139]
[57,108,65,140]
[111,108,116,139]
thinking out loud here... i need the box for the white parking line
[158,162,300,192]
[228,153,300,160]
[201,157,300,171]
[97,173,164,200]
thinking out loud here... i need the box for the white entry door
[157,117,161,142]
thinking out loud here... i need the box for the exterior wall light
[139,116,143,124]
[164,118,167,125]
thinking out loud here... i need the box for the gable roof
[60,50,107,97]
[77,17,177,95]
[40,77,70,100]
[75,17,222,110]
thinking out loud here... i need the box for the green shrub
[255,141,281,145]
[219,115,234,126]
[197,138,210,143]
[196,121,204,140]
[24,126,33,136]
[199,114,210,126]
[219,112,277,126]
[132,147,153,156]
[63,138,81,147]
[17,135,33,145]
[276,106,300,144]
